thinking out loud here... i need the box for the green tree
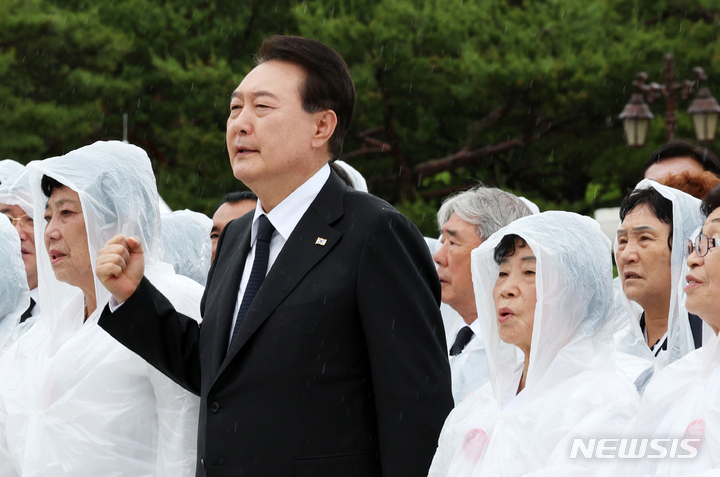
[2,0,719,225]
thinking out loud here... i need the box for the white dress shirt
[446,315,490,404]
[227,164,330,346]
[28,287,40,318]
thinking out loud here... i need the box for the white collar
[251,164,331,245]
[469,316,483,336]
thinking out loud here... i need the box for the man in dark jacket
[95,35,453,477]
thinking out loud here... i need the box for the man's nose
[433,243,447,267]
[231,109,252,135]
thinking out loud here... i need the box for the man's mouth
[624,272,641,280]
[236,147,258,155]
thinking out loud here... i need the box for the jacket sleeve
[356,208,454,477]
[98,276,203,395]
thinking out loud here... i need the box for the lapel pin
[315,237,327,246]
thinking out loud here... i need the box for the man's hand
[96,235,145,305]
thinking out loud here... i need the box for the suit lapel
[216,172,347,378]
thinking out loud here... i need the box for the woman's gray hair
[437,185,533,241]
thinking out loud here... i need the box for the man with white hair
[434,184,533,403]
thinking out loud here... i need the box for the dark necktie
[19,298,36,324]
[229,215,275,346]
[449,326,474,356]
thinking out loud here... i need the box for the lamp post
[619,94,654,147]
[621,53,719,147]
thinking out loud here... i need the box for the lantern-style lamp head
[688,87,720,142]
[620,93,654,147]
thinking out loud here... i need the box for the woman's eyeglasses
[684,233,720,259]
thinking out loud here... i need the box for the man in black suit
[95,35,453,477]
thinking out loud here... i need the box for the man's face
[226,60,326,191]
[644,157,704,181]
[1,203,37,290]
[433,213,483,321]
[616,204,673,310]
[211,200,257,261]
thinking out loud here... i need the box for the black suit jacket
[99,172,453,477]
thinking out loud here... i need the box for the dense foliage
[2,0,719,234]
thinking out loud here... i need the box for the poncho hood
[471,211,615,408]
[614,179,703,371]
[27,140,164,340]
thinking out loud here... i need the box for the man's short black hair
[619,187,674,250]
[41,175,64,198]
[255,35,356,160]
[701,184,720,218]
[214,191,257,214]
[493,234,528,265]
[642,139,720,178]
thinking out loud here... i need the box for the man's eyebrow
[521,256,537,262]
[712,218,720,224]
[0,207,11,214]
[230,91,279,101]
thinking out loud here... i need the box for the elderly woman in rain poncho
[613,180,704,389]
[428,211,639,477]
[602,184,720,476]
[0,141,203,477]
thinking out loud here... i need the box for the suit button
[201,458,206,469]
[210,402,220,413]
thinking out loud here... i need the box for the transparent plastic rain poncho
[0,217,30,355]
[613,180,704,376]
[334,160,368,192]
[0,141,203,477]
[429,211,640,477]
[0,166,34,218]
[161,209,212,285]
[0,167,38,346]
[599,333,720,476]
[0,160,24,185]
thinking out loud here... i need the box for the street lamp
[621,54,720,147]
[619,93,654,147]
[688,87,720,142]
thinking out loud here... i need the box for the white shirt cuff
[108,297,124,313]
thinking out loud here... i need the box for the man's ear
[310,110,338,150]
